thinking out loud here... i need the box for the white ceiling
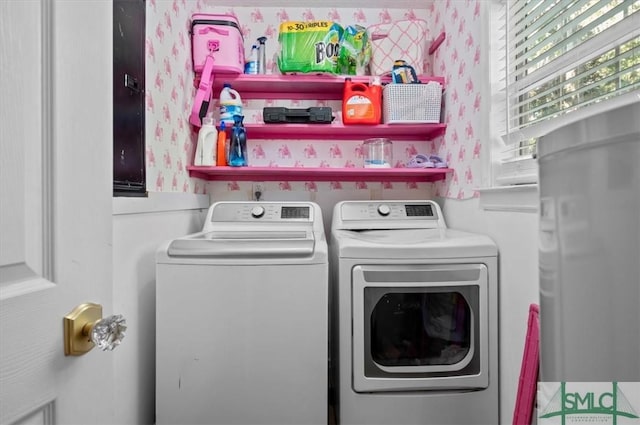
[205,0,432,9]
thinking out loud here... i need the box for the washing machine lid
[167,229,316,258]
[163,201,327,261]
[332,228,497,259]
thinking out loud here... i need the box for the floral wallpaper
[431,0,483,199]
[145,0,484,199]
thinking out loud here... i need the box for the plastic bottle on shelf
[216,121,227,166]
[244,45,258,74]
[342,77,382,125]
[219,83,243,126]
[370,75,382,94]
[228,115,247,167]
[256,36,267,74]
[194,114,218,166]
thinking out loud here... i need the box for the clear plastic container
[363,138,392,168]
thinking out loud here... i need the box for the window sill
[477,184,538,213]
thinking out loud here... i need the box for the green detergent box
[277,21,344,74]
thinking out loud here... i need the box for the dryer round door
[351,263,490,392]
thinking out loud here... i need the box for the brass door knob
[63,303,127,356]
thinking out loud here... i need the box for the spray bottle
[228,115,247,167]
[256,36,267,74]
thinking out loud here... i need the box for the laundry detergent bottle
[216,121,228,166]
[342,77,382,125]
[194,115,218,166]
[228,115,247,167]
[219,83,243,126]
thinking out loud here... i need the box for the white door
[1,1,117,424]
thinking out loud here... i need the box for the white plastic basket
[382,82,442,124]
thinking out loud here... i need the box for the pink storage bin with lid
[190,13,244,75]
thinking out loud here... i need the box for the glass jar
[363,138,393,168]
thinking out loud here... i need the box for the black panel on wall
[113,0,146,196]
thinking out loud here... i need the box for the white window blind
[496,0,640,185]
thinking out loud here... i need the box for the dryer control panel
[341,202,438,220]
[333,200,446,230]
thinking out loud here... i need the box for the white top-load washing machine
[329,200,499,425]
[156,201,328,425]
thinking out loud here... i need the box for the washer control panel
[210,202,313,222]
[377,204,391,216]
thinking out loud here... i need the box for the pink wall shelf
[244,122,446,141]
[187,166,452,183]
[189,73,448,183]
[210,73,446,100]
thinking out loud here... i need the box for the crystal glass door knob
[90,314,127,351]
[63,303,127,356]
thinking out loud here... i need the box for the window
[491,0,640,185]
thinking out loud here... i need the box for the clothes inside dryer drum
[369,292,471,367]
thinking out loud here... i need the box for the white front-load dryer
[156,201,328,425]
[329,200,499,425]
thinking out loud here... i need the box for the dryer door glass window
[370,291,471,367]
[352,264,489,392]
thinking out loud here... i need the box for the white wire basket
[382,82,443,124]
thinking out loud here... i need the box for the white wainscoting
[112,192,208,424]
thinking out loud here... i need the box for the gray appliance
[538,102,640,382]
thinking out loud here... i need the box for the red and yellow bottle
[342,76,382,125]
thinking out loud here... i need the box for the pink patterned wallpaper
[431,0,483,200]
[145,0,483,199]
